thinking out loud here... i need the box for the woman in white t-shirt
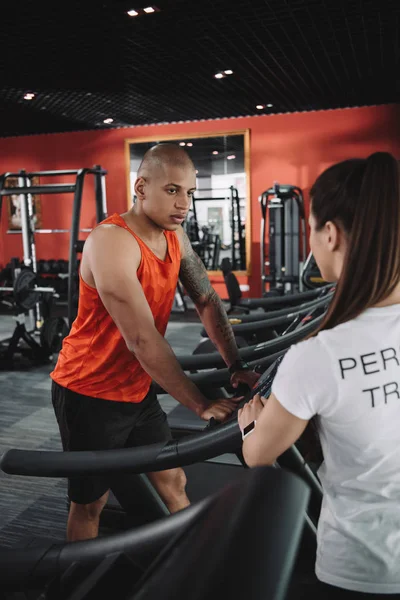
[238,152,400,599]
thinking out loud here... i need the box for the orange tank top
[51,213,181,402]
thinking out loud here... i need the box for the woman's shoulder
[286,333,327,361]
[276,335,331,384]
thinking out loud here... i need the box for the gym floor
[0,307,316,598]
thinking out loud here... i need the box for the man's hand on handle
[200,396,243,422]
[230,368,260,390]
[198,365,261,423]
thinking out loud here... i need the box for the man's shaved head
[133,142,196,232]
[137,143,195,179]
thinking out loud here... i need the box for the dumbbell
[48,259,59,274]
[56,259,69,274]
[39,260,51,274]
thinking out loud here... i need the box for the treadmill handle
[206,381,251,428]
[234,382,252,396]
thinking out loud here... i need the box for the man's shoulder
[88,221,141,256]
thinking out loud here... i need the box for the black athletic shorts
[51,380,172,504]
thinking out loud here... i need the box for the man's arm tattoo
[179,232,214,303]
[179,234,238,360]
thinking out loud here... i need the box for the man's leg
[129,386,190,513]
[67,490,109,541]
[52,380,132,541]
[147,468,190,513]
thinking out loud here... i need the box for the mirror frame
[124,129,251,276]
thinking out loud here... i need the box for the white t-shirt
[272,304,400,594]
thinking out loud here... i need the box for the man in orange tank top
[51,143,259,541]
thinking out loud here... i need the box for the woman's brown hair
[311,152,400,333]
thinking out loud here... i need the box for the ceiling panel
[0,0,398,137]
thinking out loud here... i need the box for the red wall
[1,104,400,297]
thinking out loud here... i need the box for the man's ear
[134,176,146,200]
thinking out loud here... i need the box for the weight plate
[13,269,40,311]
[40,317,69,354]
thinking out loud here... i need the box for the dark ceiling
[0,0,399,138]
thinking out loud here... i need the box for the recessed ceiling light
[224,70,233,75]
[179,142,186,146]
[24,93,35,100]
[256,104,264,110]
[127,6,159,17]
[103,118,114,124]
[186,142,193,147]
[212,151,219,155]
[227,155,236,160]
[267,103,273,108]
[214,73,224,79]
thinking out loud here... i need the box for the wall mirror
[125,130,251,275]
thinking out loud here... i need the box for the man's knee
[171,468,187,494]
[70,491,109,521]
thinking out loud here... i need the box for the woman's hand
[237,394,266,433]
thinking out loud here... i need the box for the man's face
[137,164,196,231]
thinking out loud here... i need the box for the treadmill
[0,467,309,600]
[1,307,324,539]
[199,288,333,344]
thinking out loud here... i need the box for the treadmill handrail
[0,346,299,478]
[154,348,287,394]
[201,294,331,337]
[238,285,332,309]
[177,312,324,371]
[0,489,214,589]
[0,468,309,593]
[226,291,333,324]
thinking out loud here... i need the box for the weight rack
[0,166,108,329]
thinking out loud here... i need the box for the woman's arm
[238,393,309,466]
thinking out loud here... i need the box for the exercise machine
[0,258,63,367]
[0,166,108,332]
[0,467,309,600]
[220,257,244,313]
[301,251,326,289]
[173,306,324,373]
[259,183,307,296]
[229,185,246,270]
[220,256,333,315]
[1,306,325,539]
[200,288,333,344]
